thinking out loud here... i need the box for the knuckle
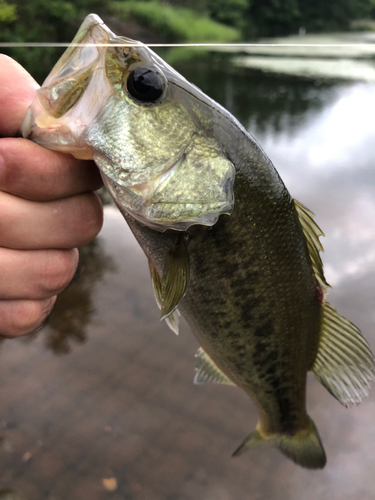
[42,249,79,295]
[78,193,103,245]
[0,298,55,338]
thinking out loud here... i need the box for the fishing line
[1,42,375,48]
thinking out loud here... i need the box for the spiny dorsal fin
[160,235,190,321]
[194,347,235,385]
[294,200,330,291]
[312,302,375,407]
[148,259,180,335]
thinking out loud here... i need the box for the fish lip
[20,99,76,145]
[79,13,114,39]
[80,14,138,47]
[24,122,79,150]
[20,107,34,138]
[21,100,92,156]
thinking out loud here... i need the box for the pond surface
[1,48,375,500]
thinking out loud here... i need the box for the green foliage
[244,0,375,37]
[2,0,375,86]
[0,0,17,23]
[158,0,375,38]
[244,0,301,37]
[206,0,248,30]
[156,46,210,67]
[110,1,240,42]
[156,0,248,31]
[298,0,375,32]
[0,0,103,83]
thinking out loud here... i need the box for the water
[1,50,375,499]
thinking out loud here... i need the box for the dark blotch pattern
[251,321,295,430]
[127,102,322,437]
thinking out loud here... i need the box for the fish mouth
[20,97,95,159]
[21,101,76,147]
[20,15,139,158]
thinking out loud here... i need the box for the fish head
[21,14,235,231]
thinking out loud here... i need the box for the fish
[21,14,375,469]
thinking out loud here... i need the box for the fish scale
[178,188,319,433]
[21,14,375,469]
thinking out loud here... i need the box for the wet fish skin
[125,134,320,435]
[21,14,375,469]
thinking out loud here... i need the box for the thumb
[0,54,39,137]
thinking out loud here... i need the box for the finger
[0,247,78,299]
[0,297,56,338]
[0,138,103,201]
[0,54,39,136]
[0,191,103,249]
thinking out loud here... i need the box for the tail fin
[232,418,326,469]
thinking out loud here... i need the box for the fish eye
[127,66,164,103]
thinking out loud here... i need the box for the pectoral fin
[312,302,375,407]
[160,235,190,321]
[194,347,235,385]
[148,259,180,335]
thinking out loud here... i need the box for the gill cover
[21,14,235,232]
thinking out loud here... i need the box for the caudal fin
[232,417,326,469]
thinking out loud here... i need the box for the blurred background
[1,1,375,499]
[3,0,375,82]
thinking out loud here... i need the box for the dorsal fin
[194,348,235,385]
[312,302,375,407]
[294,200,330,291]
[148,259,180,335]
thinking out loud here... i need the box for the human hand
[0,55,104,338]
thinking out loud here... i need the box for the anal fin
[194,347,235,386]
[312,302,375,407]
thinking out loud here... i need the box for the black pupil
[127,67,163,103]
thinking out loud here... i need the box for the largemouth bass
[21,14,375,469]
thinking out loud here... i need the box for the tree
[0,0,102,83]
[0,0,16,22]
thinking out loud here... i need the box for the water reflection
[25,238,116,355]
[173,57,344,133]
[246,82,375,301]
